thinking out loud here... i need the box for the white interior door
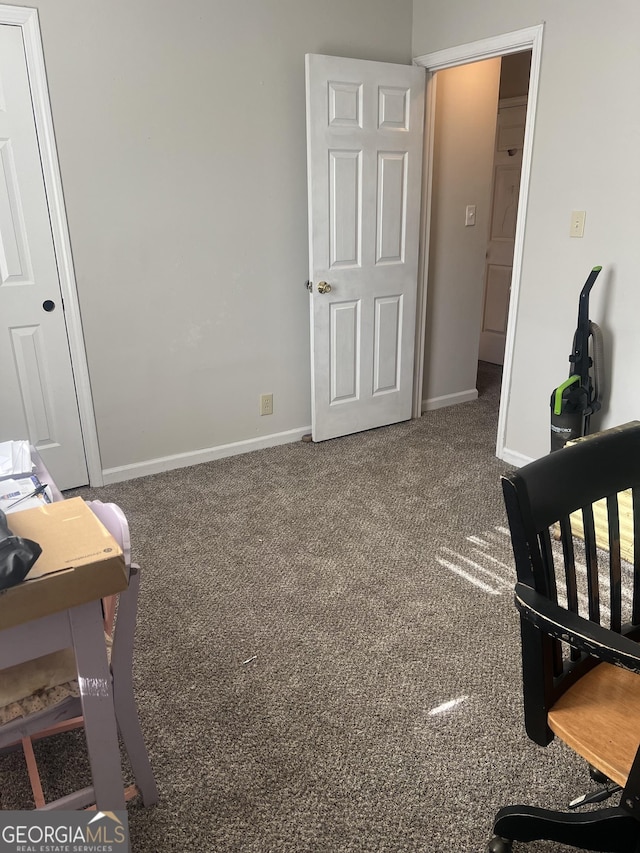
[305,54,425,442]
[0,24,88,489]
[479,98,526,365]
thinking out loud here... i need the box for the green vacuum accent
[549,266,604,451]
[553,375,580,415]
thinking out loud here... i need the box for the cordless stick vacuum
[550,266,604,451]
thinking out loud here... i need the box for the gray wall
[18,0,634,474]
[414,0,640,463]
[20,0,413,475]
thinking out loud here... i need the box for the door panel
[10,325,57,442]
[0,24,87,488]
[373,296,402,394]
[330,301,360,403]
[490,165,520,239]
[0,139,33,282]
[481,264,512,364]
[306,54,424,441]
[377,152,407,263]
[329,150,361,268]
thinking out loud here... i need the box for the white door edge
[1,4,103,487]
[413,23,544,463]
[411,68,437,422]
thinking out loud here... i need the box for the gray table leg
[69,600,125,810]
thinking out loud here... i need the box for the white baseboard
[499,446,534,468]
[101,425,312,485]
[422,388,478,412]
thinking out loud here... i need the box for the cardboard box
[0,497,127,630]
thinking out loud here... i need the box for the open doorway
[421,51,531,421]
[413,26,544,462]
[421,56,503,413]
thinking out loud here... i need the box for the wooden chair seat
[548,662,640,788]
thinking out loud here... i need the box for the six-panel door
[306,54,425,442]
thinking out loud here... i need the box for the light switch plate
[465,205,476,227]
[570,210,586,238]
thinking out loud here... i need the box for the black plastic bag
[0,508,42,591]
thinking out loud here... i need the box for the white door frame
[0,4,102,486]
[412,24,544,461]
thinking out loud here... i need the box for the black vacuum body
[550,266,604,451]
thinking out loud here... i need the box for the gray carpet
[1,363,602,851]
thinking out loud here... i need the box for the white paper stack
[0,440,33,478]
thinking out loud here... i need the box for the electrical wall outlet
[260,393,273,416]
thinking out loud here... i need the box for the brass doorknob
[317,281,332,294]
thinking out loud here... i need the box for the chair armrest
[515,582,640,673]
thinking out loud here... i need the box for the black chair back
[501,423,640,745]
